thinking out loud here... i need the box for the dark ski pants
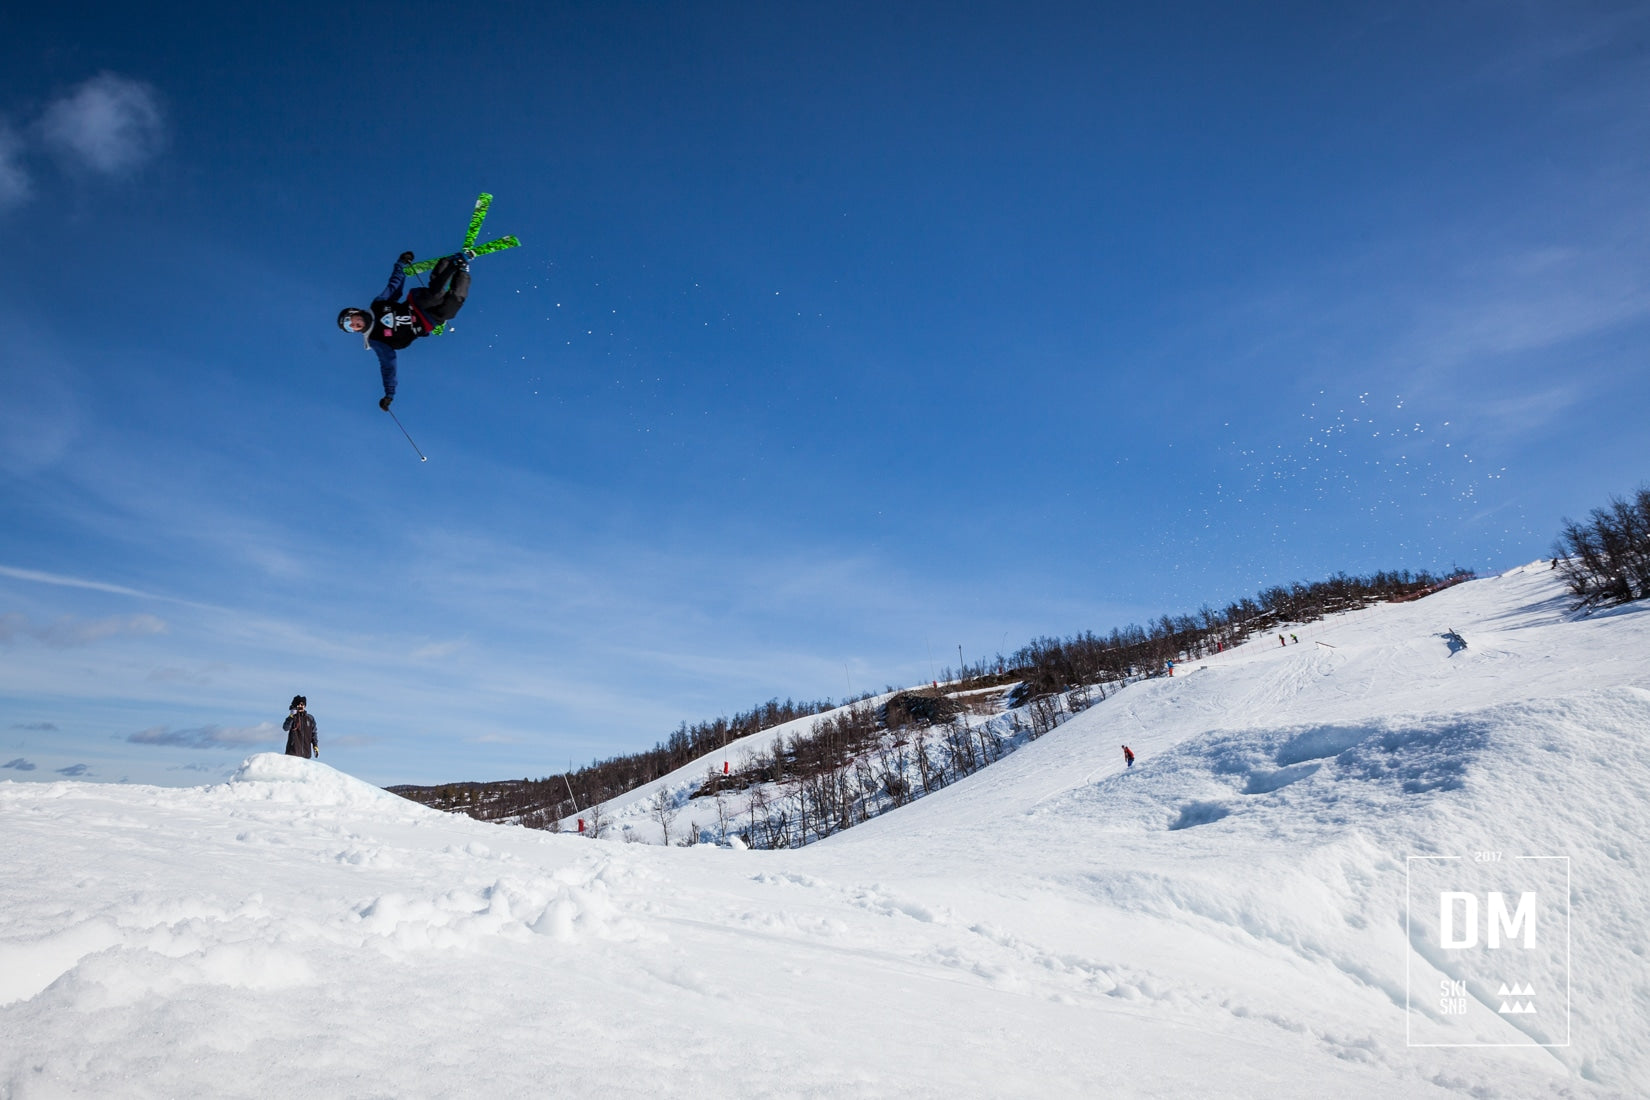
[410,256,471,324]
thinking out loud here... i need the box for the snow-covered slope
[2,565,1646,1098]
[544,687,903,836]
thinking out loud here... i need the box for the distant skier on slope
[336,249,472,410]
[1122,745,1135,768]
[283,695,319,759]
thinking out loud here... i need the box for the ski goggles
[339,312,363,332]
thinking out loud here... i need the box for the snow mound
[218,752,403,807]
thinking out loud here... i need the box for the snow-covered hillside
[3,565,1647,1098]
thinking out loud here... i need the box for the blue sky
[3,2,1647,786]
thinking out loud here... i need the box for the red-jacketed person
[1122,745,1135,768]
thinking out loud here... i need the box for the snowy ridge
[2,565,1647,1097]
[542,687,906,834]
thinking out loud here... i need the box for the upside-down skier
[337,249,472,410]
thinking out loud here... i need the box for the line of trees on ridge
[390,566,1468,828]
[1555,486,1650,609]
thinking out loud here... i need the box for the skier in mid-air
[337,249,473,410]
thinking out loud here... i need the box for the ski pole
[387,408,427,461]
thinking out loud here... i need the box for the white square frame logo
[1405,854,1571,1049]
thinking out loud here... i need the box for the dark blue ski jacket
[366,260,435,398]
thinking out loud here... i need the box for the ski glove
[397,251,416,266]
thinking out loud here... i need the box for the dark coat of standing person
[283,695,318,759]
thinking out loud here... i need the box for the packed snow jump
[335,192,520,413]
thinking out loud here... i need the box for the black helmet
[337,307,367,332]
[290,695,307,709]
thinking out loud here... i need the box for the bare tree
[650,788,679,846]
[714,787,732,844]
[748,784,770,848]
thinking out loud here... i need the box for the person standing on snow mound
[1122,745,1135,767]
[283,695,319,759]
[336,249,473,411]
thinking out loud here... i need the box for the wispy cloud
[55,763,90,777]
[9,722,56,731]
[466,733,526,745]
[1474,3,1650,84]
[126,722,277,749]
[38,74,165,176]
[0,564,171,602]
[0,612,167,647]
[0,327,82,475]
[1400,247,1650,371]
[147,663,229,685]
[2,757,37,771]
[411,639,469,660]
[0,123,28,208]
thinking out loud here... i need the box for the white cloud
[411,639,469,660]
[38,73,165,176]
[0,612,167,647]
[466,733,526,745]
[147,662,229,685]
[127,722,277,750]
[0,563,157,600]
[0,123,28,208]
[0,562,213,609]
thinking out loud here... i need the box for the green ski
[401,192,520,274]
[404,234,521,274]
[397,192,520,333]
[471,234,521,257]
[465,193,492,249]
